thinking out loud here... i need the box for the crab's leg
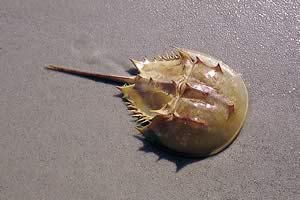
[46,64,136,84]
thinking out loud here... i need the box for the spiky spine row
[122,96,152,128]
[153,51,180,61]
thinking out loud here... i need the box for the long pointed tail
[46,65,136,84]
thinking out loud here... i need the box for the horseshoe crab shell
[46,48,248,157]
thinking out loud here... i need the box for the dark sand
[0,1,299,199]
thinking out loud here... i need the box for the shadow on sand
[134,135,207,172]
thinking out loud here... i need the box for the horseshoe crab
[46,48,248,157]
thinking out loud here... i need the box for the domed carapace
[46,48,248,157]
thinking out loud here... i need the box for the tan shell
[46,48,248,157]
